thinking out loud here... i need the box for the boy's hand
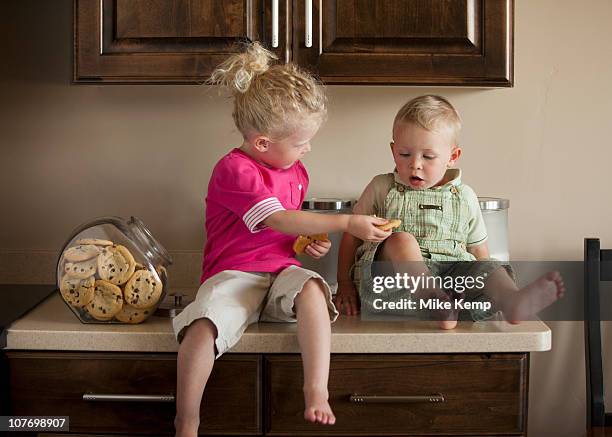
[334,281,360,316]
[304,239,331,259]
[347,215,391,242]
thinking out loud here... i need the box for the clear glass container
[478,197,510,261]
[299,198,355,292]
[56,216,172,324]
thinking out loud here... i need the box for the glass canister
[478,197,510,261]
[56,216,172,324]
[299,198,354,292]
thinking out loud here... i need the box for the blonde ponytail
[208,42,276,94]
[209,42,327,139]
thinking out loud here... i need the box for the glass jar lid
[478,197,509,211]
[127,216,173,267]
[302,198,354,211]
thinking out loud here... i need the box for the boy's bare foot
[304,387,336,425]
[438,319,458,330]
[504,271,565,324]
[422,289,458,330]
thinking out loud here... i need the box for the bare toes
[551,273,565,297]
[439,320,457,330]
[547,271,560,281]
[304,409,316,423]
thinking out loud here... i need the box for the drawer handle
[83,393,175,402]
[349,393,445,404]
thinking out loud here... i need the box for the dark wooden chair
[585,238,612,436]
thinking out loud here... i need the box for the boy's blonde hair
[208,42,327,140]
[394,95,462,143]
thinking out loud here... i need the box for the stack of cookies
[58,238,164,324]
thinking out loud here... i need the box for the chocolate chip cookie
[76,238,113,247]
[63,244,101,262]
[123,270,163,309]
[97,244,136,286]
[115,304,152,324]
[59,275,95,307]
[86,280,123,321]
[64,257,98,279]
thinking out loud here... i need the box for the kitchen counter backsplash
[0,249,203,288]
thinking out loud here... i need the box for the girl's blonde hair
[394,95,462,143]
[208,42,327,139]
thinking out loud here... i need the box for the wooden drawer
[7,352,261,435]
[265,354,527,436]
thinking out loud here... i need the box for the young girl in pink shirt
[172,43,391,437]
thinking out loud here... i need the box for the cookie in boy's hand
[293,233,329,254]
[375,219,402,232]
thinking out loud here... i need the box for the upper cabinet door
[74,0,281,83]
[292,0,514,86]
[74,0,513,86]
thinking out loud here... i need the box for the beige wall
[3,1,612,435]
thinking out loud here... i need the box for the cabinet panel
[115,1,245,39]
[293,0,513,86]
[265,354,527,435]
[332,0,480,53]
[8,352,261,435]
[75,0,270,82]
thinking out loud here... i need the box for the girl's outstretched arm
[263,210,390,242]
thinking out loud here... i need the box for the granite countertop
[0,284,56,348]
[4,293,551,353]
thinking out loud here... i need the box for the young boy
[334,95,565,328]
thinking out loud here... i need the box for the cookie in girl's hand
[293,233,329,254]
[376,219,402,231]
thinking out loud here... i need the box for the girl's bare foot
[304,387,336,425]
[504,271,565,324]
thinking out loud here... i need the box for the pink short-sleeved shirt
[200,148,308,283]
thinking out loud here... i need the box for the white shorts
[172,265,338,357]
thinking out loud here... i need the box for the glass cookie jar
[56,216,172,324]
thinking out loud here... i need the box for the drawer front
[8,352,261,435]
[265,354,527,436]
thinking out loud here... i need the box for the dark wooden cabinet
[7,352,261,435]
[74,0,270,83]
[74,0,513,86]
[294,0,513,86]
[7,351,528,436]
[266,354,528,436]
